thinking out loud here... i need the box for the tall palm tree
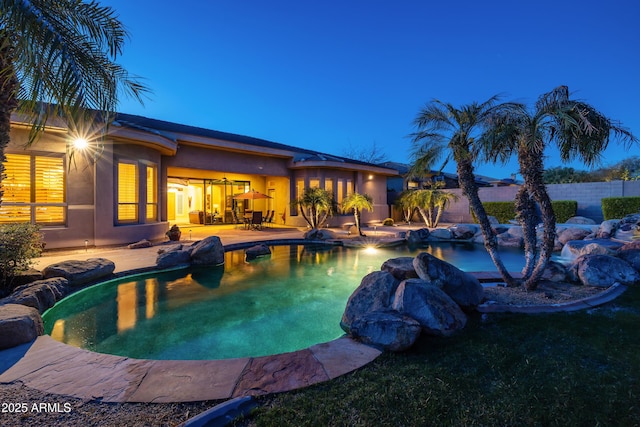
[0,0,149,205]
[411,97,520,287]
[342,192,373,236]
[291,187,335,229]
[484,86,637,290]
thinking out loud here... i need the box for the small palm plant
[291,187,335,229]
[342,192,373,236]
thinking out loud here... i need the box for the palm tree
[395,190,418,223]
[291,187,335,229]
[342,192,373,236]
[0,0,149,205]
[411,97,520,287]
[399,184,459,228]
[484,86,637,290]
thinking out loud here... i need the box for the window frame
[0,152,67,226]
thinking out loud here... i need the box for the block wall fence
[437,180,640,224]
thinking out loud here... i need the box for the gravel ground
[0,383,220,427]
[482,280,606,305]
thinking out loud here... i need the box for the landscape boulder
[0,304,43,349]
[560,239,623,262]
[496,233,523,248]
[349,310,422,352]
[42,258,115,287]
[597,219,620,239]
[617,249,640,272]
[449,224,477,240]
[557,227,592,245]
[391,279,467,337]
[1,277,69,313]
[565,216,597,225]
[570,254,640,288]
[10,268,44,289]
[128,239,153,249]
[406,228,430,247]
[380,257,419,281]
[412,252,484,308]
[429,228,452,240]
[156,245,191,269]
[190,236,225,265]
[304,228,337,240]
[341,271,400,332]
[245,243,271,261]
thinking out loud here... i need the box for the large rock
[614,224,638,242]
[412,252,484,308]
[380,257,419,281]
[429,228,452,240]
[565,216,597,225]
[391,279,467,337]
[304,228,337,240]
[560,239,623,261]
[449,224,477,240]
[349,310,422,352]
[617,249,640,272]
[190,236,225,265]
[541,261,568,282]
[597,219,620,239]
[341,271,400,332]
[496,233,523,248]
[245,243,271,261]
[156,245,191,269]
[406,228,430,246]
[0,304,43,349]
[557,227,592,245]
[42,258,115,287]
[1,277,69,313]
[10,268,44,289]
[571,254,640,287]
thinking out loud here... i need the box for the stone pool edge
[0,335,382,403]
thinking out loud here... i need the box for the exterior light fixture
[73,138,89,150]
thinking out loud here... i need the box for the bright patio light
[73,137,89,150]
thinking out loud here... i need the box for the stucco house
[2,112,399,249]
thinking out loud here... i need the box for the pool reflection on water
[43,243,525,360]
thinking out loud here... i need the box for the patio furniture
[250,211,263,230]
[264,210,275,227]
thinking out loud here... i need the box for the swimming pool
[42,242,525,360]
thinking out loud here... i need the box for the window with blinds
[146,164,157,221]
[117,162,138,222]
[0,153,65,225]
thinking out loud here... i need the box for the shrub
[602,196,640,220]
[382,218,394,226]
[551,200,578,223]
[480,201,516,224]
[0,223,44,296]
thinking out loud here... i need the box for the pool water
[42,242,525,360]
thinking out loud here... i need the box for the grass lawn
[240,286,640,426]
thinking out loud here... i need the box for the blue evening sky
[101,0,639,178]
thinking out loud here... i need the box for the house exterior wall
[5,116,399,249]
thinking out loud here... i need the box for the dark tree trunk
[519,146,556,290]
[515,185,538,280]
[457,154,517,287]
[0,33,20,207]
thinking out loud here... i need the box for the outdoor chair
[250,211,263,230]
[232,210,249,229]
[264,210,275,227]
